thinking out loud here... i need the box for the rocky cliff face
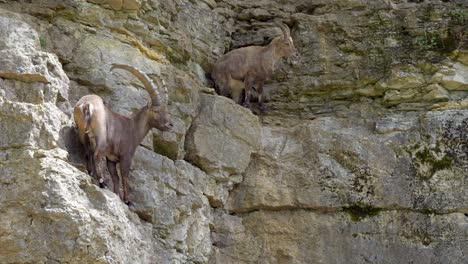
[0,0,467,263]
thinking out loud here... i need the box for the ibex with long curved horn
[212,21,297,112]
[74,64,172,206]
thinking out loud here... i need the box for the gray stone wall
[0,0,467,263]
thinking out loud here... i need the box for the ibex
[73,64,173,206]
[211,21,297,111]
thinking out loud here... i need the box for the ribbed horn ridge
[111,64,161,106]
[274,20,290,40]
[162,79,168,104]
[151,74,169,104]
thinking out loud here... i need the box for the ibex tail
[82,103,94,133]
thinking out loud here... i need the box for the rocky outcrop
[0,9,155,263]
[186,94,261,180]
[227,112,468,213]
[0,0,467,263]
[211,210,468,264]
[213,111,468,263]
[0,3,221,262]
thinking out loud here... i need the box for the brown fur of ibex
[74,64,172,206]
[212,21,297,111]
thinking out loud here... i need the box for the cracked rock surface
[0,0,467,263]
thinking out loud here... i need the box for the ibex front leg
[243,77,254,109]
[119,157,133,206]
[256,81,266,113]
[107,160,120,197]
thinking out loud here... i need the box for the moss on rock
[344,204,382,222]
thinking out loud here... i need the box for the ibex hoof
[259,104,267,113]
[126,201,136,210]
[98,178,106,188]
[242,102,251,109]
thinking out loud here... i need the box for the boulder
[185,94,262,180]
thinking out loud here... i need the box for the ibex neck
[262,44,282,72]
[132,106,152,145]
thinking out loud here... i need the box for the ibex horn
[111,64,162,106]
[150,73,169,105]
[274,20,290,40]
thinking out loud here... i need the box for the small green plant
[449,10,468,26]
[447,11,467,50]
[345,204,382,222]
[414,34,440,50]
[39,36,46,49]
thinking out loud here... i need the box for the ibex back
[74,64,172,206]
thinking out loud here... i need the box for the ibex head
[111,64,173,131]
[148,103,172,131]
[272,21,297,59]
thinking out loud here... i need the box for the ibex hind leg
[93,139,108,188]
[83,135,98,179]
[231,86,244,105]
[220,79,234,99]
[229,78,245,105]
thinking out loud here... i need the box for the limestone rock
[211,210,468,264]
[0,9,69,104]
[87,0,142,11]
[0,101,69,150]
[0,148,156,264]
[123,0,142,10]
[432,62,468,91]
[228,112,468,214]
[221,111,468,263]
[376,65,425,90]
[185,94,262,180]
[421,84,450,103]
[129,148,213,263]
[0,9,39,52]
[1,0,468,263]
[457,51,468,65]
[383,88,420,106]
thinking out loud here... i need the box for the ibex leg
[119,158,132,205]
[256,81,266,112]
[107,159,120,197]
[83,135,97,178]
[94,141,107,188]
[243,78,254,109]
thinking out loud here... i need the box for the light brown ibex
[212,21,297,111]
[73,64,172,206]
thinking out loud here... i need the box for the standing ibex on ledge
[211,21,297,112]
[74,64,173,206]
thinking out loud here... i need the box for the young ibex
[73,64,173,206]
[211,21,297,111]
